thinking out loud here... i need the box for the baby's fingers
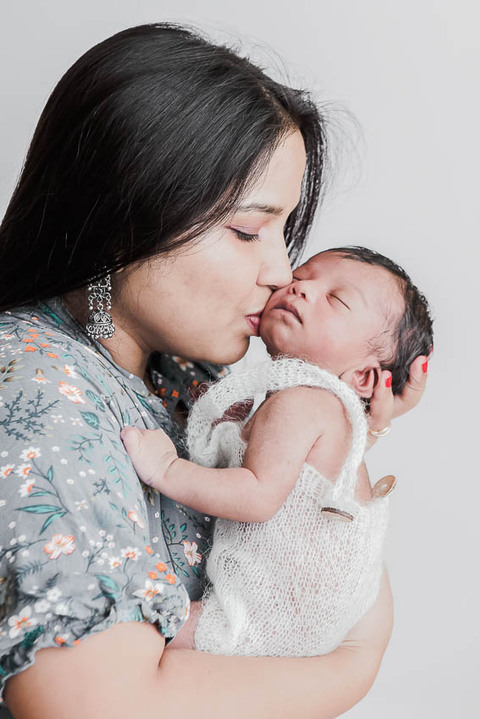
[392,354,429,419]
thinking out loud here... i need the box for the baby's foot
[121,426,178,490]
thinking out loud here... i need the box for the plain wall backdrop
[0,2,478,717]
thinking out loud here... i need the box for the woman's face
[112,131,306,366]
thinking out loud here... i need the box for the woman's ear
[343,366,379,398]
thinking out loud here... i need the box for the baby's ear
[348,367,378,399]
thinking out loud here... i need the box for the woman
[0,24,427,718]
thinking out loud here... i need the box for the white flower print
[15,464,32,478]
[63,365,78,378]
[19,478,35,497]
[58,381,86,404]
[8,607,37,639]
[109,557,122,569]
[133,580,165,602]
[43,534,76,560]
[51,415,65,424]
[46,588,62,602]
[74,500,88,511]
[34,600,51,613]
[20,447,41,462]
[32,375,51,384]
[0,464,15,478]
[183,540,202,567]
[127,510,145,530]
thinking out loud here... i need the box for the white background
[1,2,478,717]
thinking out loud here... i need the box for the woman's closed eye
[229,227,260,242]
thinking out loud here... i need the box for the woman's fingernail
[385,374,392,388]
[422,360,428,374]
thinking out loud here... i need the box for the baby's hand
[121,426,178,490]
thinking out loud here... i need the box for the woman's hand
[121,426,178,490]
[368,354,430,447]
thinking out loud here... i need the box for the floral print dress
[0,298,225,699]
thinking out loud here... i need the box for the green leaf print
[81,411,100,429]
[85,390,106,412]
[96,574,121,601]
[40,510,67,534]
[22,626,45,650]
[18,504,63,514]
[46,466,54,483]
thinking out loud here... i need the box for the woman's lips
[246,312,262,336]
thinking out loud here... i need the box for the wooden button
[372,474,397,498]
[321,507,354,522]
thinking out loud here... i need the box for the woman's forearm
[6,571,392,719]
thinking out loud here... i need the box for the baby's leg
[166,600,203,650]
[121,426,177,489]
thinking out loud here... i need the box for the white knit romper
[187,358,390,657]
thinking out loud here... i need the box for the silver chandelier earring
[85,274,115,340]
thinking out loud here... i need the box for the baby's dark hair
[324,246,433,395]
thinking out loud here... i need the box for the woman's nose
[257,233,292,290]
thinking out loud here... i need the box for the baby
[122,246,433,656]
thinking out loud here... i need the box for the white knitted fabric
[187,358,390,657]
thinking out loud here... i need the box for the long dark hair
[0,23,328,311]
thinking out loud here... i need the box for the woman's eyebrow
[236,202,284,216]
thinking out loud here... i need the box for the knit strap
[187,357,368,500]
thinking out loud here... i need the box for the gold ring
[369,426,391,438]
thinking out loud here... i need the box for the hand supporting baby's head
[259,246,433,400]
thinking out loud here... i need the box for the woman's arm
[5,569,393,719]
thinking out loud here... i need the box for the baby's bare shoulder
[259,385,347,432]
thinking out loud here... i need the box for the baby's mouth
[271,300,302,323]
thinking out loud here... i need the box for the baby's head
[260,247,433,398]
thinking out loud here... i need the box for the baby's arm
[122,387,340,522]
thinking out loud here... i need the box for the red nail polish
[422,360,428,374]
[385,374,392,388]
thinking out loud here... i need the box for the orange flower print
[165,574,176,585]
[145,545,154,555]
[156,562,167,573]
[0,464,15,478]
[127,510,145,530]
[172,357,194,371]
[58,381,86,404]
[121,547,139,561]
[47,352,58,358]
[148,571,158,580]
[8,607,37,639]
[39,343,50,348]
[20,447,41,462]
[24,345,38,352]
[183,540,202,567]
[43,534,76,560]
[54,635,69,645]
[63,365,78,378]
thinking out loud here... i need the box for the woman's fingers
[392,354,429,419]
[368,370,395,447]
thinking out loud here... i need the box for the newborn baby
[122,246,433,656]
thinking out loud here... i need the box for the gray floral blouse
[0,298,225,699]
